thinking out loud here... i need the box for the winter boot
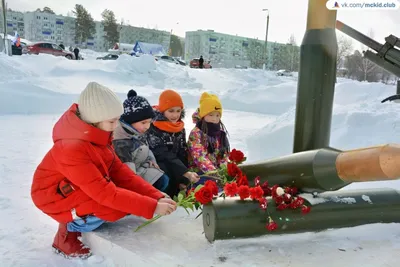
[52,223,92,259]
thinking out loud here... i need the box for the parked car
[173,57,187,66]
[155,55,180,64]
[27,42,75,59]
[276,69,293,76]
[189,58,212,69]
[96,54,119,60]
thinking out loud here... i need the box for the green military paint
[240,147,350,193]
[203,188,400,242]
[293,28,338,153]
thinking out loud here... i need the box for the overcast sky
[7,0,400,49]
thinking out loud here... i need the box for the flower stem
[134,214,162,232]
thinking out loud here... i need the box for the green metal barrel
[203,188,400,242]
[240,147,350,193]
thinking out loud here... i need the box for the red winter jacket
[31,104,164,223]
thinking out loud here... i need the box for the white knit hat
[78,82,123,124]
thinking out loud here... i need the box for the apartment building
[0,10,25,37]
[24,10,76,47]
[185,29,287,68]
[119,25,170,53]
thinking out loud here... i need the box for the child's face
[95,117,120,132]
[164,107,182,123]
[204,111,221,124]
[131,118,152,134]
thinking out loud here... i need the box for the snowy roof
[133,41,165,56]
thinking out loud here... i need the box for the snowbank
[246,80,400,161]
[0,54,295,115]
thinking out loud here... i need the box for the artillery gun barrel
[336,20,400,74]
[240,144,400,193]
[203,188,400,242]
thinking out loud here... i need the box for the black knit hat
[120,90,155,124]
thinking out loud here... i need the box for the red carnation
[266,221,278,231]
[285,187,298,195]
[224,182,238,197]
[261,181,271,196]
[204,180,218,196]
[283,193,292,203]
[250,186,264,200]
[237,185,250,200]
[274,195,284,205]
[236,173,249,186]
[289,199,302,209]
[276,203,288,211]
[229,149,245,163]
[194,186,213,205]
[296,196,305,205]
[271,185,280,198]
[227,163,242,178]
[301,205,311,214]
[259,198,268,210]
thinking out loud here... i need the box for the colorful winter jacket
[187,109,229,173]
[31,104,164,224]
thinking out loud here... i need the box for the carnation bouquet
[135,149,311,232]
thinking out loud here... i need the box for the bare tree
[360,29,378,81]
[287,34,300,71]
[337,33,353,68]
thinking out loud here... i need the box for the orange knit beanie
[158,89,184,112]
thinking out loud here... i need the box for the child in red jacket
[31,82,177,259]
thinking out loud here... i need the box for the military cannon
[336,20,400,103]
[202,0,400,242]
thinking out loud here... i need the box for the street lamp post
[169,22,179,56]
[262,9,269,69]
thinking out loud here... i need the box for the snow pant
[67,216,105,233]
[74,52,79,60]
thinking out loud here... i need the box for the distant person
[199,55,204,69]
[73,47,79,60]
[31,82,177,259]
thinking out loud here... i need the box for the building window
[37,16,41,19]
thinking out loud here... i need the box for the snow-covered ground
[1,52,400,266]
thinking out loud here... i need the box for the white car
[276,69,293,76]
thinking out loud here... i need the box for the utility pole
[1,0,7,54]
[262,9,269,70]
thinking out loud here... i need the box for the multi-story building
[119,25,170,53]
[89,21,107,51]
[0,10,25,38]
[185,29,288,69]
[24,10,76,47]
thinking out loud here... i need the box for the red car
[189,58,212,69]
[27,42,75,59]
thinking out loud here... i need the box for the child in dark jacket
[113,90,169,192]
[146,89,200,197]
